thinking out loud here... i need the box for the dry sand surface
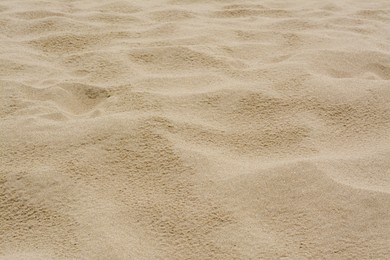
[1,0,390,259]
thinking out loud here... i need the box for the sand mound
[1,0,390,258]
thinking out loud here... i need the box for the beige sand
[1,0,390,258]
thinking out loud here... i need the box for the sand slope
[1,0,390,258]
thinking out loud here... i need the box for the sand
[1,0,390,258]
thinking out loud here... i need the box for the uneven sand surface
[1,0,390,259]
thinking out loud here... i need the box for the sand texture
[1,0,390,259]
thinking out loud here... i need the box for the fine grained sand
[1,0,390,258]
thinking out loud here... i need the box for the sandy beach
[1,0,390,258]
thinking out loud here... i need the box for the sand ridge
[1,0,390,258]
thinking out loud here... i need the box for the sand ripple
[1,0,390,258]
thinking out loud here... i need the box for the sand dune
[1,0,390,258]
